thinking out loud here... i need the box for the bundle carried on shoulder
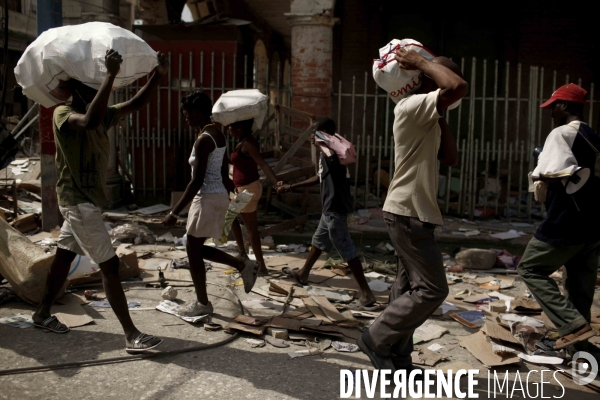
[14,22,158,107]
[372,38,436,104]
[211,89,269,130]
[314,132,357,165]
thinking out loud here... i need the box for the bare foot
[359,293,377,307]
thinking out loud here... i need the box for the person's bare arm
[244,140,280,186]
[163,136,213,225]
[437,118,458,166]
[66,50,121,130]
[395,48,468,113]
[221,152,235,193]
[119,52,169,116]
[277,175,319,194]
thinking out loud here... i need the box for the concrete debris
[161,286,178,300]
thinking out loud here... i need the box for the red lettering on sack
[390,75,422,98]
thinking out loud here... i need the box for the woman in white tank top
[163,91,258,317]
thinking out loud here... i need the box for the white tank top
[189,131,228,194]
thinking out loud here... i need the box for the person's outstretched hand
[105,49,122,76]
[394,47,425,71]
[156,52,169,75]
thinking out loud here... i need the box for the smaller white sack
[212,89,268,130]
[372,38,436,103]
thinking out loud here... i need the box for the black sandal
[33,316,70,334]
[126,333,163,353]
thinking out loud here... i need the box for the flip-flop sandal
[33,316,70,334]
[554,328,597,350]
[126,333,163,353]
[347,300,379,312]
[281,267,308,286]
[204,322,222,331]
[241,259,259,293]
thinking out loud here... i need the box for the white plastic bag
[14,22,158,107]
[372,38,436,104]
[212,89,268,130]
[213,190,255,245]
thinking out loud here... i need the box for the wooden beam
[276,104,314,121]
[274,125,314,173]
[280,141,311,158]
[259,215,309,238]
[280,125,304,138]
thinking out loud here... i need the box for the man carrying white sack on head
[31,49,170,353]
[518,84,600,353]
[358,47,467,373]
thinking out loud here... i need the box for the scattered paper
[439,301,459,314]
[427,343,444,352]
[350,310,380,318]
[518,353,564,365]
[368,279,392,292]
[332,341,359,352]
[305,287,353,303]
[500,314,545,328]
[0,314,33,329]
[155,300,211,323]
[489,230,525,240]
[487,291,515,302]
[288,349,323,358]
[460,331,521,367]
[414,322,449,344]
[364,271,386,280]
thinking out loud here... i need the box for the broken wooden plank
[273,125,314,174]
[311,295,347,322]
[259,215,308,238]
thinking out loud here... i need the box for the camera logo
[572,352,598,386]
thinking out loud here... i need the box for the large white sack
[212,89,269,130]
[14,22,158,108]
[372,38,436,104]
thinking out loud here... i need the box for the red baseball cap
[540,83,587,109]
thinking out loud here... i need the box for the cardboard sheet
[460,331,520,367]
[311,295,347,322]
[484,320,521,345]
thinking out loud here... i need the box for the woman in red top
[228,119,281,275]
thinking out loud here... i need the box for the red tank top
[230,136,260,187]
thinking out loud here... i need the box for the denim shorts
[312,213,358,262]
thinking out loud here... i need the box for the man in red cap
[518,83,599,352]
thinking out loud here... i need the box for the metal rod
[467,57,476,219]
[142,128,146,196]
[362,72,367,145]
[353,135,360,209]
[178,54,182,145]
[351,76,356,143]
[503,61,510,160]
[163,129,167,195]
[483,141,490,216]
[471,138,479,219]
[456,58,465,146]
[337,80,342,132]
[152,128,156,197]
[537,67,544,146]
[480,59,487,159]
[168,52,172,147]
[495,139,501,215]
[364,135,371,208]
[376,135,382,201]
[233,53,237,90]
[373,80,379,142]
[458,139,466,215]
[136,80,140,148]
[526,66,533,162]
[244,55,248,88]
[492,60,498,160]
[517,140,524,218]
[516,63,522,144]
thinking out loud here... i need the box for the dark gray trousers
[364,212,449,359]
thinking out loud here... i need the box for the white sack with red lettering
[372,39,435,103]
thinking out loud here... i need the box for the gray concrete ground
[1,247,600,399]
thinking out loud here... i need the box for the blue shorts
[312,213,359,262]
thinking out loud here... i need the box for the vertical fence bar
[168,52,172,146]
[589,83,595,127]
[503,61,510,159]
[232,53,236,90]
[373,81,379,141]
[152,128,156,197]
[244,55,248,88]
[337,81,342,132]
[492,60,498,160]
[506,143,513,219]
[537,67,544,146]
[483,141,490,216]
[351,76,356,144]
[456,58,465,146]
[178,54,182,145]
[353,135,361,209]
[517,140,525,218]
[516,63,522,144]
[362,72,368,147]
[480,59,487,158]
[377,135,382,200]
[526,66,533,161]
[142,128,146,196]
[458,139,466,216]
[467,57,477,219]
[472,139,479,217]
[364,135,371,208]
[495,139,501,215]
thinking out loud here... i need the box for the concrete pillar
[286,11,338,119]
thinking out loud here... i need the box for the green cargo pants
[517,237,600,337]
